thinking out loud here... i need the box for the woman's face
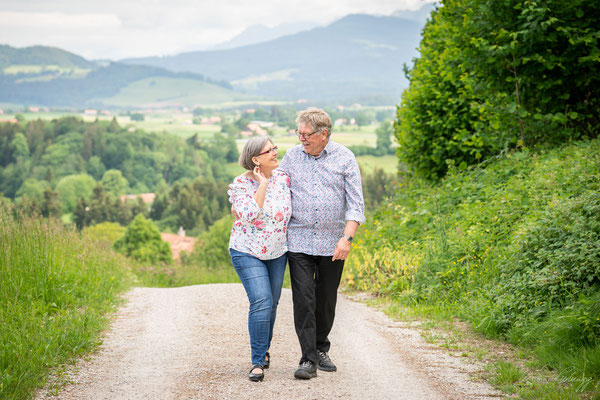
[255,141,279,169]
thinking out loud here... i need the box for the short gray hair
[238,136,273,170]
[296,107,332,138]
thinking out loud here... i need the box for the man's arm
[332,220,359,261]
[332,154,365,261]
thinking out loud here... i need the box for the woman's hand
[253,166,268,186]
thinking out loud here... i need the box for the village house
[119,193,156,204]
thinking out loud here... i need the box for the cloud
[0,0,436,60]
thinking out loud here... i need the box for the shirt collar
[313,139,334,159]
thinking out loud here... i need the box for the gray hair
[296,107,332,138]
[238,136,273,170]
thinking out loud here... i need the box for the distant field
[93,77,256,108]
[3,64,91,78]
[356,155,398,174]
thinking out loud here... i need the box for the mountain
[210,22,318,50]
[122,14,425,103]
[0,44,93,69]
[0,45,251,108]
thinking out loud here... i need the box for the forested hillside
[348,0,600,398]
[0,117,237,234]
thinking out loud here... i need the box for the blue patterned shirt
[278,140,365,256]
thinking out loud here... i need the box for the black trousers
[288,252,345,364]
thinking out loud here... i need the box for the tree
[41,187,61,217]
[16,179,47,203]
[113,214,172,264]
[101,169,129,198]
[73,198,90,230]
[354,111,372,127]
[375,121,394,156]
[55,174,96,213]
[11,132,29,159]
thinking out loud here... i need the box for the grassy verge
[345,138,600,399]
[0,213,131,400]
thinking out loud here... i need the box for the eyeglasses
[295,129,319,139]
[257,146,278,156]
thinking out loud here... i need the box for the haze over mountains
[0,11,431,108]
[123,14,425,103]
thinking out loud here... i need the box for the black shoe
[294,361,317,379]
[264,351,270,369]
[249,365,264,382]
[317,351,337,372]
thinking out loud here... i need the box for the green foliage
[183,215,234,269]
[375,120,395,155]
[100,169,129,198]
[55,173,96,213]
[114,214,172,264]
[396,0,600,179]
[10,132,29,159]
[492,192,600,331]
[361,166,398,212]
[15,178,47,202]
[0,213,129,400]
[155,178,230,234]
[347,138,600,391]
[82,221,126,245]
[129,113,144,121]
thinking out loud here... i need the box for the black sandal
[264,351,270,369]
[249,365,264,382]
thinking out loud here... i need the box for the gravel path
[37,284,503,400]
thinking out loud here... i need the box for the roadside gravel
[37,284,503,399]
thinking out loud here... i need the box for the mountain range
[123,14,425,103]
[0,12,429,108]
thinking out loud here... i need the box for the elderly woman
[228,136,291,382]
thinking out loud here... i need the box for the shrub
[113,214,172,264]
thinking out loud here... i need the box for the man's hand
[332,237,352,261]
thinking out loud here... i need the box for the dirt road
[37,284,503,399]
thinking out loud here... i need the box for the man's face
[298,123,328,156]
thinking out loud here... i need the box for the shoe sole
[249,375,264,382]
[317,364,337,372]
[294,371,317,379]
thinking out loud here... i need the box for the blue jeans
[229,248,287,365]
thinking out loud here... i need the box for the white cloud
[0,0,435,60]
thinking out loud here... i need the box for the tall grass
[0,213,130,400]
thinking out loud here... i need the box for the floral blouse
[228,169,291,260]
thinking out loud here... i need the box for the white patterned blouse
[227,169,292,260]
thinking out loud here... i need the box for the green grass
[489,360,525,393]
[0,213,131,400]
[357,155,398,174]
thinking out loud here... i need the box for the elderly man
[278,107,365,380]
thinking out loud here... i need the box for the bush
[492,191,600,330]
[114,214,172,264]
[396,0,600,180]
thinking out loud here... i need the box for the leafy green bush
[396,0,600,180]
[493,192,600,330]
[183,214,234,270]
[82,221,126,244]
[114,214,172,264]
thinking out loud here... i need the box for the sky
[0,0,436,60]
